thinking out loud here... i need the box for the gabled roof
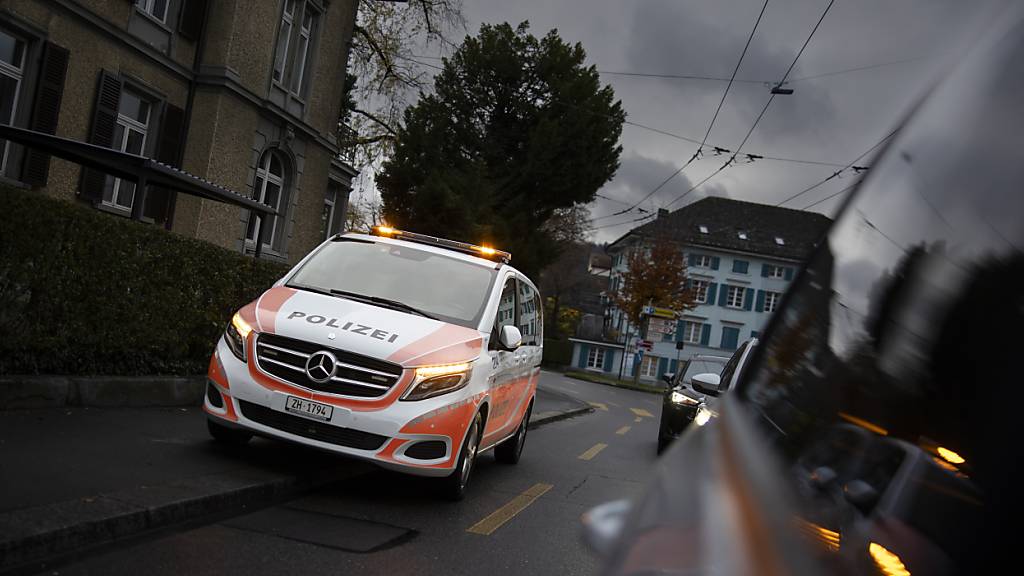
[609,196,832,261]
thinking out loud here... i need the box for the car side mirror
[691,372,721,396]
[843,480,879,513]
[661,372,675,387]
[498,325,523,351]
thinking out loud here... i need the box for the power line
[596,70,766,83]
[787,55,929,83]
[594,0,770,222]
[801,181,857,210]
[662,0,837,211]
[775,126,898,207]
[590,211,657,231]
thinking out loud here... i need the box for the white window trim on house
[273,0,296,84]
[0,30,25,176]
[768,264,785,279]
[726,285,745,309]
[246,151,287,252]
[640,354,659,378]
[694,254,712,268]
[103,91,151,212]
[682,321,702,344]
[692,279,709,304]
[135,0,169,23]
[764,291,781,313]
[586,347,605,370]
[290,4,319,95]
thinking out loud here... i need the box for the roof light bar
[369,226,512,264]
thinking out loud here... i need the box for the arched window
[246,149,289,253]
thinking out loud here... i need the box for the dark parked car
[656,342,757,453]
[586,6,1022,575]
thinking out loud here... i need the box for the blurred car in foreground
[657,341,757,453]
[587,6,1022,574]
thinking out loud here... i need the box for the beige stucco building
[0,0,358,263]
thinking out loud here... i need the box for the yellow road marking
[578,443,608,460]
[589,402,608,411]
[630,408,654,418]
[607,401,620,407]
[634,416,643,423]
[467,483,553,535]
[615,426,631,435]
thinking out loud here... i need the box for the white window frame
[0,30,25,176]
[694,254,712,268]
[767,265,785,279]
[764,291,781,314]
[726,285,745,309]
[682,321,702,344]
[640,354,659,378]
[246,151,287,250]
[290,3,319,96]
[586,347,605,369]
[103,90,151,212]
[273,0,296,84]
[136,0,169,23]
[692,280,709,304]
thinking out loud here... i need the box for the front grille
[404,441,447,460]
[255,333,403,398]
[238,400,388,450]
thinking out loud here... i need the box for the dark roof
[610,197,832,261]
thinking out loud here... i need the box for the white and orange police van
[203,227,542,498]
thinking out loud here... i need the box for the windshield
[286,239,498,329]
[679,357,728,386]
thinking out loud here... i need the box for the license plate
[284,396,334,421]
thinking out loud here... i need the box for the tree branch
[353,108,399,136]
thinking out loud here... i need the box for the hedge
[0,186,291,375]
[542,338,573,367]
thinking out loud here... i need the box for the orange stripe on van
[256,286,297,334]
[207,351,229,389]
[388,323,483,367]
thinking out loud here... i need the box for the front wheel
[441,412,482,501]
[496,402,532,464]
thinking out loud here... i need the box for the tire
[656,412,670,454]
[441,411,482,501]
[208,419,252,445]
[495,402,532,465]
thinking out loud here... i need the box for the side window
[517,279,541,346]
[489,277,517,350]
[717,341,748,392]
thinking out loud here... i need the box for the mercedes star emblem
[305,350,337,384]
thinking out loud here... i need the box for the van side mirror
[498,325,523,351]
[691,372,721,396]
[661,372,675,387]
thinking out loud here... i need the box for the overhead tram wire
[801,181,857,210]
[593,0,771,223]
[662,0,837,211]
[774,126,899,207]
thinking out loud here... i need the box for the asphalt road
[36,372,664,576]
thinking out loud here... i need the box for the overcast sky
[357,0,997,244]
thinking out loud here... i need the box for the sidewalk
[0,383,590,572]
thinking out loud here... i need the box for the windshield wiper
[328,289,438,320]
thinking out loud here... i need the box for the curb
[562,373,666,395]
[0,463,363,574]
[528,405,595,430]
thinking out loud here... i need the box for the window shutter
[604,349,614,372]
[761,264,770,277]
[675,319,685,341]
[732,260,748,273]
[756,290,766,312]
[178,0,208,41]
[700,324,710,346]
[744,288,754,311]
[22,42,70,187]
[688,254,696,267]
[578,344,589,369]
[706,282,717,304]
[784,267,794,281]
[143,103,186,223]
[718,285,729,307]
[79,71,123,201]
[658,357,668,379]
[711,256,720,270]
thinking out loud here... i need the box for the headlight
[224,311,253,361]
[694,404,714,426]
[670,391,700,406]
[402,362,472,401]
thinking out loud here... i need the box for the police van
[204,227,542,499]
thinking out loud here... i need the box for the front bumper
[660,397,699,439]
[204,337,479,477]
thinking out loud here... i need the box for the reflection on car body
[595,6,1023,574]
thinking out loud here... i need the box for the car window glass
[489,277,517,350]
[716,341,747,392]
[517,279,541,346]
[740,22,1024,573]
[679,357,727,386]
